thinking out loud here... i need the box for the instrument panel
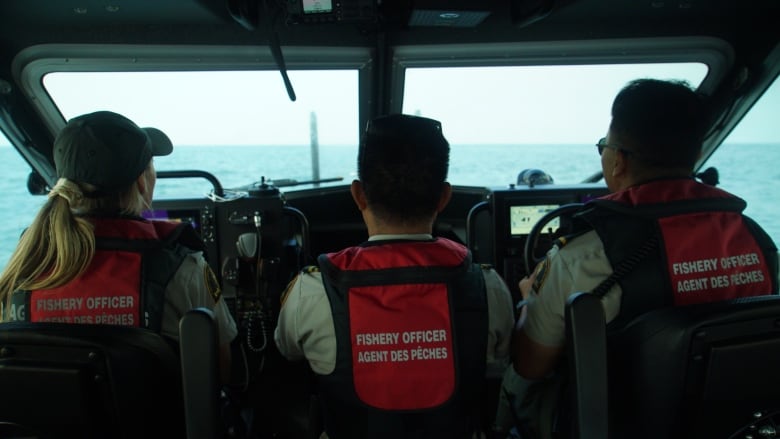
[479,184,609,299]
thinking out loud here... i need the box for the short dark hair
[610,78,709,168]
[357,114,449,223]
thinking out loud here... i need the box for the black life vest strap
[741,215,779,293]
[590,235,658,298]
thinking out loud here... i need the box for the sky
[0,63,778,148]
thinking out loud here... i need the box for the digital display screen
[510,205,560,235]
[142,209,201,235]
[302,0,333,14]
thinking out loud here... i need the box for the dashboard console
[483,184,609,298]
[143,200,218,271]
[148,190,307,380]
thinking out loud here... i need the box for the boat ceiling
[0,1,778,64]
[0,0,778,174]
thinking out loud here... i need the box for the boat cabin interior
[0,0,778,438]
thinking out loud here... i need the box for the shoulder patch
[479,263,495,271]
[280,266,320,306]
[203,265,222,303]
[558,229,591,248]
[303,265,320,274]
[532,258,551,293]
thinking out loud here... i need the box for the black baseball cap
[54,111,173,195]
[362,114,447,149]
[359,114,449,172]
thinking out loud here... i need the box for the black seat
[0,307,223,439]
[179,307,222,439]
[565,293,780,439]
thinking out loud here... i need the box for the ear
[350,179,368,210]
[435,182,452,213]
[136,172,148,196]
[611,150,629,179]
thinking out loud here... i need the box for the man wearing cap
[0,110,237,381]
[503,79,778,438]
[274,114,514,438]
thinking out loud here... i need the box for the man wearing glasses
[503,79,778,438]
[274,114,514,438]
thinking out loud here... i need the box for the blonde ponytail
[0,164,154,318]
[0,179,95,313]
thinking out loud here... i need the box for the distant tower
[310,111,320,184]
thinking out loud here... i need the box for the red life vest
[316,238,488,439]
[576,179,777,327]
[9,216,202,332]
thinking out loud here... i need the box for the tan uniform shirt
[161,251,238,346]
[523,230,622,347]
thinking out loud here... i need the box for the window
[402,63,708,186]
[701,75,780,243]
[43,70,360,199]
[0,136,45,269]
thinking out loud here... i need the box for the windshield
[41,62,707,198]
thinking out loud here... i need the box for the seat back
[0,321,184,438]
[179,307,221,439]
[565,292,608,439]
[565,294,780,439]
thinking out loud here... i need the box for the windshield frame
[12,37,734,190]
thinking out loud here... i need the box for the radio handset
[250,257,279,354]
[235,232,259,298]
[234,214,277,374]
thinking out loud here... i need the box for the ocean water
[1,143,779,269]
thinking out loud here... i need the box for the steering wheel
[523,203,584,274]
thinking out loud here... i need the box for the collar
[368,233,434,241]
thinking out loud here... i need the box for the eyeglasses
[596,137,623,156]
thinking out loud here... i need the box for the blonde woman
[0,111,236,380]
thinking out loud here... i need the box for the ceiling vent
[408,0,492,27]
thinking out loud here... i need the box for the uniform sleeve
[522,245,573,347]
[164,252,238,346]
[483,268,514,377]
[522,231,618,346]
[274,274,306,361]
[273,270,337,375]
